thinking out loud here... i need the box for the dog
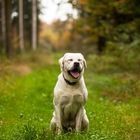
[50,53,89,134]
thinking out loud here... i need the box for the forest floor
[0,50,140,140]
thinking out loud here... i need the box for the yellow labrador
[50,53,89,134]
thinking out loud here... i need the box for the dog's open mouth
[68,68,81,79]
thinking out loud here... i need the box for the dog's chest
[60,90,84,106]
[59,89,84,119]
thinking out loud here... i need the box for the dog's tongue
[70,71,80,78]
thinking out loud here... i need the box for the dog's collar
[63,75,77,86]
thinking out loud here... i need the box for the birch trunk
[19,0,24,52]
[32,0,37,50]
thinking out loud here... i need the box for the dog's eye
[68,59,73,61]
[78,59,82,61]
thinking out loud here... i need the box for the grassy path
[0,60,140,140]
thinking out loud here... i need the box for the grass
[0,50,140,140]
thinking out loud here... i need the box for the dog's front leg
[75,107,84,132]
[55,105,62,134]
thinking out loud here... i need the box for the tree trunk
[5,0,12,57]
[32,0,37,50]
[97,36,106,54]
[19,0,24,52]
[1,0,6,53]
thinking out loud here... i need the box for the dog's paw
[68,127,72,132]
[56,127,62,135]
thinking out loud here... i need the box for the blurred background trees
[0,0,40,57]
[0,0,140,57]
[69,0,140,53]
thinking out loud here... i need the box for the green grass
[0,52,140,140]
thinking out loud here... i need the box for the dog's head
[59,53,87,81]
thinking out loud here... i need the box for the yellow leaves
[39,22,73,49]
[60,31,71,46]
[79,0,88,5]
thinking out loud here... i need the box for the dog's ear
[83,58,87,68]
[59,56,64,70]
[79,53,87,68]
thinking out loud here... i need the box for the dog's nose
[74,62,79,67]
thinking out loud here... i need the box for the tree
[5,0,12,57]
[19,0,24,52]
[32,0,37,50]
[69,0,140,53]
[12,0,40,51]
[1,0,6,54]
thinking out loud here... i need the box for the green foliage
[87,41,140,73]
[69,0,140,52]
